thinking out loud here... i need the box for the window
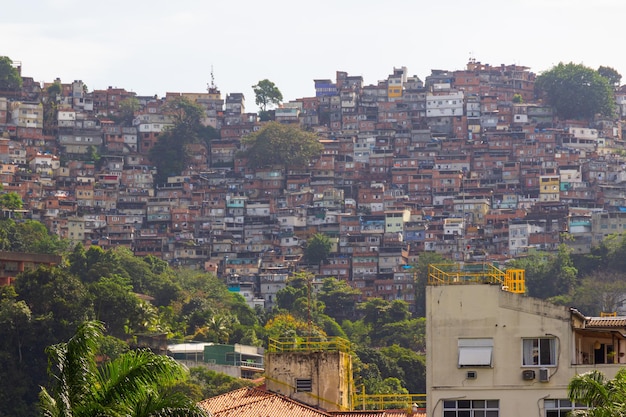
[544,399,587,417]
[295,378,312,392]
[523,338,557,366]
[444,400,499,417]
[458,338,493,367]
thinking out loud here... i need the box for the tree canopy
[0,56,22,91]
[116,96,141,126]
[240,121,323,170]
[535,62,615,120]
[597,66,622,88]
[304,233,333,265]
[252,79,283,112]
[0,191,23,211]
[149,97,219,183]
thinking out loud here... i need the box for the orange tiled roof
[198,387,330,417]
[197,387,426,417]
[586,317,626,328]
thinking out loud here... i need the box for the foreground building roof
[198,387,425,417]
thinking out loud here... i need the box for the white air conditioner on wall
[539,368,550,382]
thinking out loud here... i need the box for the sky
[2,0,625,111]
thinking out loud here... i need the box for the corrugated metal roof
[198,388,426,417]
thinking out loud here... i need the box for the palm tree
[39,320,209,417]
[568,368,626,417]
[206,314,236,344]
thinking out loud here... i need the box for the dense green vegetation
[239,121,323,170]
[40,321,208,417]
[535,62,616,120]
[0,56,22,91]
[5,217,626,416]
[149,97,220,183]
[568,368,626,417]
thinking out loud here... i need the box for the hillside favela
[3,56,626,417]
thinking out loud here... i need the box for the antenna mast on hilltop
[207,65,218,93]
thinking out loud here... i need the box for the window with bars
[443,399,499,417]
[544,399,587,417]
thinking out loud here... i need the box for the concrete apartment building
[426,267,626,417]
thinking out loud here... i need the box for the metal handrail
[267,336,352,353]
[428,263,525,293]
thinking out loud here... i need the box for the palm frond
[95,350,186,409]
[123,388,209,417]
[41,321,203,417]
[39,387,61,417]
[569,370,610,407]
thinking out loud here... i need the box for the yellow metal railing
[352,391,426,411]
[428,263,525,294]
[504,268,525,293]
[268,336,352,353]
[267,337,427,411]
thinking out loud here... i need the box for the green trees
[567,369,626,417]
[304,233,333,264]
[508,244,577,299]
[117,96,141,126]
[552,271,626,316]
[412,252,449,316]
[0,56,22,91]
[188,367,255,399]
[40,321,208,417]
[0,286,39,416]
[317,277,361,323]
[264,312,326,339]
[42,82,61,136]
[240,121,323,170]
[252,79,283,112]
[535,62,615,120]
[0,218,68,254]
[0,191,23,211]
[598,66,622,89]
[149,97,219,183]
[14,266,91,331]
[551,234,626,314]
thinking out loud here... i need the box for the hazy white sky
[2,0,624,110]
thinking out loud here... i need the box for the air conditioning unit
[539,368,550,382]
[466,371,477,379]
[522,370,536,380]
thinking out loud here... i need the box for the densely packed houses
[2,59,626,311]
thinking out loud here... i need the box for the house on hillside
[0,251,62,285]
[168,342,264,380]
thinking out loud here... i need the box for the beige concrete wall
[265,350,351,411]
[426,284,594,417]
